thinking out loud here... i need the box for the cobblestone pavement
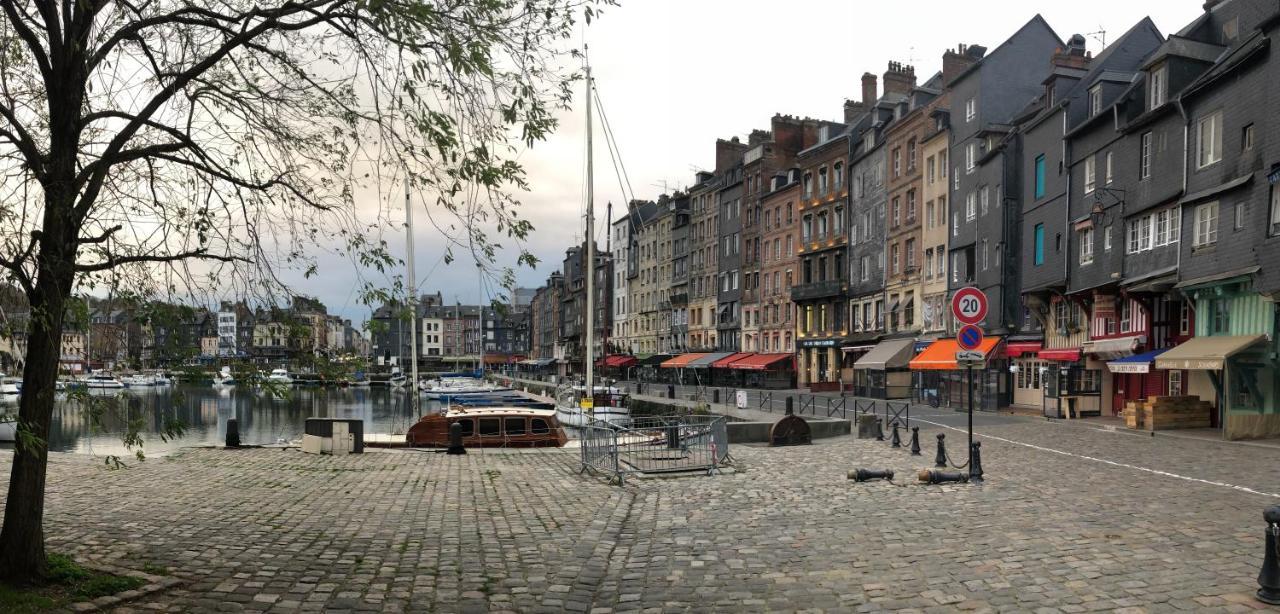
[2,412,1278,613]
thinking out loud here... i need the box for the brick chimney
[942,44,983,86]
[883,61,917,97]
[1051,34,1091,70]
[843,99,867,124]
[861,73,878,107]
[772,114,805,153]
[747,129,771,148]
[715,137,749,173]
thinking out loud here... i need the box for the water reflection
[11,385,440,457]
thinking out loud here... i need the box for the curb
[66,561,184,613]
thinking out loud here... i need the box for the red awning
[1038,347,1082,362]
[1004,341,1043,358]
[729,353,793,371]
[712,352,753,368]
[605,355,637,368]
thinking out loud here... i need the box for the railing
[579,415,729,485]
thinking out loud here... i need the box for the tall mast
[404,170,419,412]
[584,63,595,396]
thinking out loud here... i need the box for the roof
[1141,35,1226,69]
[686,352,735,368]
[729,353,793,370]
[949,14,1064,87]
[710,352,753,369]
[661,353,708,368]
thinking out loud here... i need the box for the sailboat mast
[404,172,420,412]
[584,64,595,396]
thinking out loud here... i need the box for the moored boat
[0,376,21,397]
[406,407,568,448]
[84,373,125,389]
[266,368,294,385]
[211,366,236,386]
[555,384,631,428]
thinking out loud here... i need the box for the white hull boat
[84,374,125,389]
[266,368,294,385]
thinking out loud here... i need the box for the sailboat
[555,63,631,428]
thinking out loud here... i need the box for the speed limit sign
[951,287,988,325]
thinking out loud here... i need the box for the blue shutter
[1034,155,1046,199]
[1034,224,1045,265]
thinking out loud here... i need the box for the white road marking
[910,416,1280,500]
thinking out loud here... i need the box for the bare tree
[0,0,608,583]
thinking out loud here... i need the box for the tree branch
[74,249,247,273]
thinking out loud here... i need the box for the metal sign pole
[967,363,974,468]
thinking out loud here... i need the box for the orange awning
[909,337,1003,370]
[712,352,753,368]
[661,353,709,368]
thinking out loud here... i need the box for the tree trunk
[0,266,72,583]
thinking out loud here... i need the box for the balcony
[670,293,689,307]
[790,279,846,301]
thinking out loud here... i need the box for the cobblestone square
[3,413,1277,612]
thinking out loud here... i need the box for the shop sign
[799,339,840,348]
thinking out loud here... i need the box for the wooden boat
[406,407,568,448]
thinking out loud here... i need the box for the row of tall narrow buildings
[531,0,1280,439]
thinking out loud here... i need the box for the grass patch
[0,553,146,613]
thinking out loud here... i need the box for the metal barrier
[798,395,815,415]
[855,399,877,419]
[758,391,773,412]
[885,400,910,429]
[579,415,730,485]
[825,396,847,419]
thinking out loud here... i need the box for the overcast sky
[292,0,1205,323]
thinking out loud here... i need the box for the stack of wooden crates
[1123,396,1212,431]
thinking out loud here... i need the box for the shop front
[660,353,711,385]
[1083,335,1143,416]
[852,338,916,399]
[727,353,795,389]
[909,337,1003,411]
[1005,340,1044,409]
[797,338,843,392]
[1035,347,1103,418]
[1155,334,1277,439]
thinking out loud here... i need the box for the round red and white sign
[951,287,988,325]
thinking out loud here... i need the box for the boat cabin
[406,408,568,448]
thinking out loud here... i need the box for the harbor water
[1,385,443,457]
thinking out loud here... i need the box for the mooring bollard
[668,384,675,399]
[713,388,720,403]
[1259,505,1280,604]
[890,421,901,448]
[910,427,921,456]
[969,441,984,482]
[785,396,794,414]
[446,421,466,455]
[666,424,681,450]
[847,468,894,482]
[225,418,240,448]
[934,433,947,468]
[874,418,885,441]
[918,469,969,484]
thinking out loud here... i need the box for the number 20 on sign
[951,287,988,325]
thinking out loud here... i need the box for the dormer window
[1148,66,1167,110]
[1089,85,1103,116]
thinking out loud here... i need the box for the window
[803,172,813,196]
[1104,225,1112,251]
[1119,299,1131,333]
[1196,111,1222,168]
[1089,85,1102,116]
[479,418,501,437]
[892,148,901,177]
[1139,132,1152,179]
[926,202,935,229]
[936,248,944,280]
[981,239,989,270]
[1234,202,1245,231]
[1034,224,1045,266]
[965,143,976,173]
[1194,201,1218,247]
[907,191,916,221]
[1168,371,1183,396]
[906,238,916,271]
[979,186,989,216]
[951,253,961,283]
[907,140,917,170]
[965,192,976,221]
[834,161,844,188]
[1210,298,1230,334]
[860,256,869,281]
[1079,227,1094,264]
[505,417,527,436]
[1271,186,1280,236]
[1148,66,1166,110]
[1138,218,1152,252]
[1243,124,1254,151]
[1084,156,1096,194]
[965,98,976,122]
[924,248,933,278]
[891,198,900,227]
[952,212,959,237]
[954,167,960,190]
[1179,301,1191,335]
[1034,155,1046,199]
[1055,301,1070,332]
[1105,152,1114,185]
[927,156,936,183]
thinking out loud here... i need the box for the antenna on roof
[1084,27,1106,50]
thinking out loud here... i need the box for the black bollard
[910,427,921,456]
[969,441,984,482]
[635,382,641,394]
[918,469,969,484]
[225,418,240,448]
[890,421,901,448]
[785,396,794,414]
[874,418,885,441]
[713,389,720,404]
[1259,505,1280,604]
[668,384,675,399]
[446,421,466,455]
[934,433,947,469]
[847,468,894,482]
[666,424,681,450]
